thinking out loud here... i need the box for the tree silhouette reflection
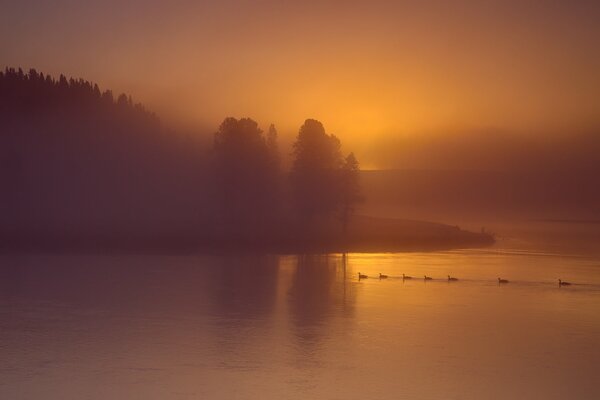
[287,254,357,347]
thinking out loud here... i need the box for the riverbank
[0,215,494,254]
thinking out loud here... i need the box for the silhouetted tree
[289,119,362,229]
[266,123,280,170]
[212,117,280,226]
[290,119,343,221]
[340,153,362,232]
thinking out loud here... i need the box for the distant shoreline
[529,219,600,225]
[0,216,495,255]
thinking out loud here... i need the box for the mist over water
[2,1,600,398]
[2,233,600,400]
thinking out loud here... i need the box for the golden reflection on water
[1,251,600,399]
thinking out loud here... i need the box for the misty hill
[0,68,493,253]
[360,169,600,223]
[1,68,210,237]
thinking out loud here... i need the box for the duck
[498,277,509,284]
[558,279,571,286]
[402,273,413,280]
[379,273,388,279]
[358,272,368,279]
[447,275,458,282]
[424,275,433,281]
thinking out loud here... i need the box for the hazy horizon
[3,3,600,399]
[3,0,600,169]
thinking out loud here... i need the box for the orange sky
[2,1,599,168]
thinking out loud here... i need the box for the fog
[2,0,599,169]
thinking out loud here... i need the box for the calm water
[1,246,600,399]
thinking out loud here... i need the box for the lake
[1,240,600,399]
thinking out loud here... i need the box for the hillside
[360,169,600,223]
[1,68,211,237]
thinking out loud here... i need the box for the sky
[2,0,600,169]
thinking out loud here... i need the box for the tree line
[212,117,362,232]
[1,68,361,243]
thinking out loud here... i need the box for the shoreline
[0,216,495,255]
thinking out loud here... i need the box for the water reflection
[209,255,279,320]
[287,254,357,345]
[205,255,280,372]
[0,250,599,400]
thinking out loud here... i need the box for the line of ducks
[357,273,573,286]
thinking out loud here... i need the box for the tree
[289,119,344,221]
[266,123,280,170]
[340,152,362,232]
[212,117,280,225]
[289,119,362,229]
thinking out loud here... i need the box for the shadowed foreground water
[1,248,600,399]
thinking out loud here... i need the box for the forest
[0,68,493,252]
